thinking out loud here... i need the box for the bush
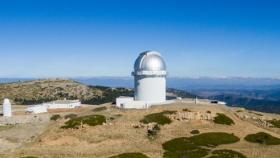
[61,115,106,129]
[209,149,246,158]
[189,132,240,147]
[161,110,177,114]
[64,113,77,119]
[50,114,61,121]
[182,108,191,112]
[244,132,280,145]
[213,113,234,125]
[190,130,200,135]
[147,124,161,140]
[162,132,240,158]
[267,119,280,128]
[92,106,107,112]
[109,152,150,158]
[140,111,173,125]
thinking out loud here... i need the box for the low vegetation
[50,114,61,121]
[189,132,240,147]
[140,111,176,125]
[213,113,234,125]
[92,106,107,112]
[210,149,246,158]
[190,130,200,135]
[0,125,14,131]
[147,124,160,140]
[267,119,280,128]
[83,86,133,105]
[61,115,106,129]
[109,152,150,158]
[244,132,280,145]
[162,132,240,158]
[64,113,77,119]
[182,108,191,112]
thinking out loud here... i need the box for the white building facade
[26,100,81,114]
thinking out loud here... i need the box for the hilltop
[0,79,195,106]
[0,80,280,158]
[0,100,280,158]
[0,79,133,105]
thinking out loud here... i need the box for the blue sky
[0,0,280,78]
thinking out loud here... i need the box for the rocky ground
[0,100,279,158]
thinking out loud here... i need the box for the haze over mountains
[2,77,280,90]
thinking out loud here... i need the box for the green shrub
[161,110,177,114]
[209,149,246,158]
[236,110,243,113]
[50,114,61,121]
[163,136,210,158]
[140,111,173,125]
[190,130,200,135]
[213,113,234,125]
[267,119,280,128]
[182,108,191,112]
[189,132,240,147]
[162,132,240,158]
[244,132,280,145]
[147,124,161,140]
[61,115,106,129]
[92,106,107,112]
[64,113,77,119]
[109,152,150,158]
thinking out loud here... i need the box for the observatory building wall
[134,76,166,104]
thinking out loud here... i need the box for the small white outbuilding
[116,96,148,109]
[3,98,12,117]
[26,100,81,114]
[44,100,81,109]
[26,104,48,114]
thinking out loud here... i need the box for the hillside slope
[1,101,279,158]
[0,79,133,105]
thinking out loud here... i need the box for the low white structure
[210,100,226,105]
[26,104,48,114]
[116,97,134,108]
[44,100,81,109]
[116,96,148,109]
[3,98,12,117]
[26,100,81,114]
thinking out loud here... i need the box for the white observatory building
[3,98,12,117]
[132,51,167,104]
[116,51,170,109]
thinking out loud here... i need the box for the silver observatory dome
[134,51,166,72]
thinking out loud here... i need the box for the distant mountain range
[2,77,280,90]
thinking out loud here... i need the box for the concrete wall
[134,76,166,104]
[116,97,134,108]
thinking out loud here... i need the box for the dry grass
[0,101,280,158]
